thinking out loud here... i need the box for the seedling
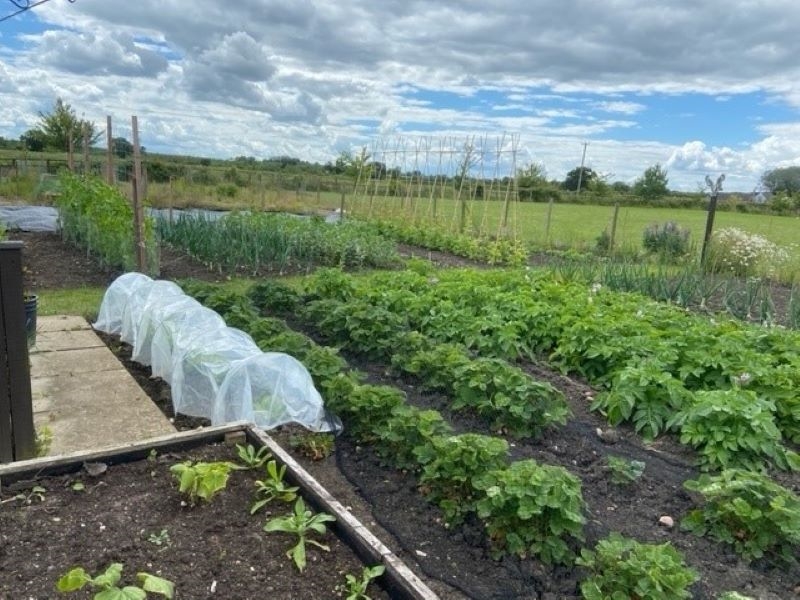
[263,497,336,572]
[606,456,645,485]
[56,563,174,599]
[170,460,235,505]
[251,460,299,514]
[235,443,272,470]
[15,485,46,505]
[338,565,385,600]
[289,433,335,461]
[147,529,171,549]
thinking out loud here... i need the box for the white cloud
[0,0,797,190]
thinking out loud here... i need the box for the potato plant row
[304,266,800,473]
[181,278,798,595]
[180,279,586,565]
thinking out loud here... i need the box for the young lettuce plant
[56,563,174,599]
[170,460,235,505]
[263,497,336,572]
[251,460,299,514]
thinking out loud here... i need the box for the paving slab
[30,316,175,456]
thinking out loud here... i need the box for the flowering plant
[706,227,788,277]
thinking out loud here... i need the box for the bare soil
[12,231,800,599]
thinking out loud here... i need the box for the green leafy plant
[375,405,452,472]
[669,389,800,472]
[683,469,800,563]
[329,384,406,442]
[474,459,585,565]
[289,432,335,461]
[415,433,509,525]
[263,497,336,572]
[248,280,300,314]
[235,443,272,470]
[35,425,53,457]
[576,533,697,600]
[169,460,235,505]
[337,565,385,600]
[606,456,646,485]
[251,460,299,514]
[56,563,174,599]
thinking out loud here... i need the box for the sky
[1,0,799,191]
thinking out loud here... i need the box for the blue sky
[1,0,799,191]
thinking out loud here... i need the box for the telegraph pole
[575,141,588,195]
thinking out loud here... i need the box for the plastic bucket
[24,295,37,349]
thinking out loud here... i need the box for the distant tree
[633,164,669,200]
[20,129,47,152]
[111,137,134,158]
[518,162,557,201]
[761,166,800,194]
[612,181,631,193]
[35,98,99,151]
[563,166,597,191]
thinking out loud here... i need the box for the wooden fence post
[0,241,36,463]
[609,203,620,252]
[131,116,146,272]
[106,115,114,185]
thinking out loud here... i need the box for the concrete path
[30,315,175,456]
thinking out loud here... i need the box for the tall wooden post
[106,115,114,185]
[131,116,146,272]
[700,174,725,265]
[609,203,620,252]
[82,127,90,177]
[67,129,74,172]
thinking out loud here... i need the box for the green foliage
[374,404,453,471]
[761,165,800,194]
[683,469,800,562]
[251,460,299,514]
[263,497,336,572]
[57,173,158,273]
[633,163,670,200]
[338,565,385,600]
[169,460,234,504]
[56,563,174,599]
[449,357,569,438]
[563,166,597,192]
[235,443,272,470]
[474,460,585,564]
[705,227,788,278]
[158,212,399,273]
[642,221,690,258]
[415,433,509,525]
[332,384,406,441]
[304,267,357,302]
[592,360,691,440]
[670,389,800,472]
[248,280,300,314]
[372,221,528,266]
[576,533,697,600]
[606,456,646,485]
[33,98,98,151]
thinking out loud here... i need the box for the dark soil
[0,443,391,599]
[13,231,800,599]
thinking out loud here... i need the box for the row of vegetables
[179,270,800,599]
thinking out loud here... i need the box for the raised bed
[0,422,437,599]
